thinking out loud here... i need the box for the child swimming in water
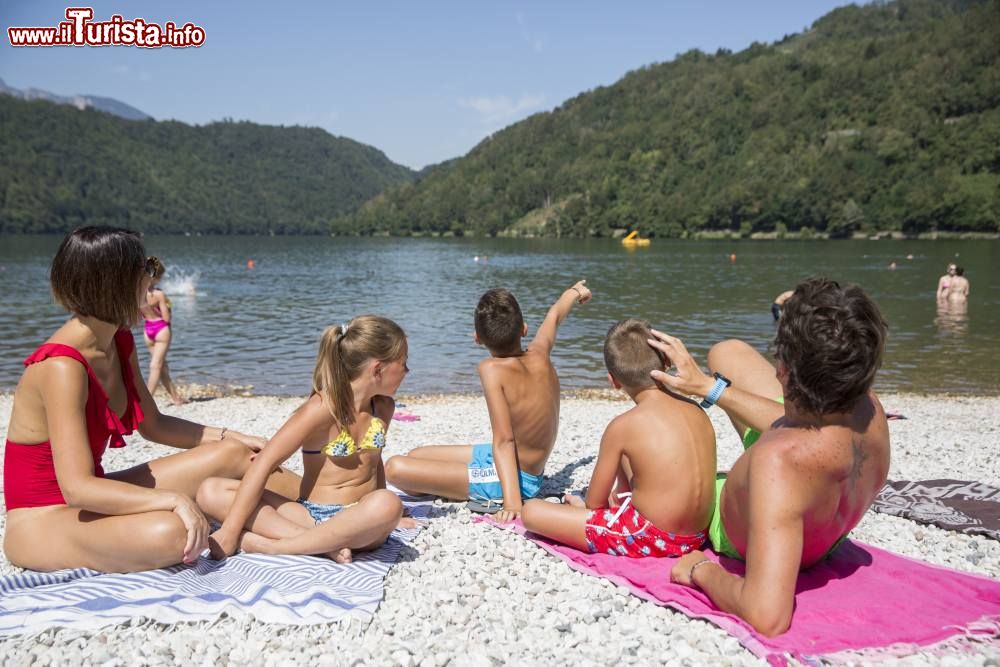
[198,315,408,563]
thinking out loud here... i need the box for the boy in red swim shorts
[522,319,716,558]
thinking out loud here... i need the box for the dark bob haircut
[774,277,888,416]
[50,226,147,328]
[474,288,524,353]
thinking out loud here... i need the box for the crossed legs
[3,439,255,573]
[196,480,402,564]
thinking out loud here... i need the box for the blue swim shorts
[467,443,544,503]
[297,498,355,525]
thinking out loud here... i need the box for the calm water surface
[1,236,997,396]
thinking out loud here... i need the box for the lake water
[0,236,997,396]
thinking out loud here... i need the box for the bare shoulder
[373,394,396,422]
[28,355,88,390]
[522,346,555,369]
[747,434,809,504]
[605,409,636,437]
[750,429,807,472]
[477,356,515,384]
[296,393,337,429]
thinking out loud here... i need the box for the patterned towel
[0,501,429,636]
[482,517,1000,665]
[872,479,1000,541]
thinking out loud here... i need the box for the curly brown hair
[774,278,887,415]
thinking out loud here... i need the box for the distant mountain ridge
[0,77,151,121]
[0,95,415,234]
[339,0,999,238]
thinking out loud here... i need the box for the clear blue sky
[2,1,852,169]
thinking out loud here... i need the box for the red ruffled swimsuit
[3,330,145,511]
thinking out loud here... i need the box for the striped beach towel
[0,501,429,636]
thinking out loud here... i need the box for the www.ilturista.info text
[8,8,206,48]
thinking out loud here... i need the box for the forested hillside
[339,0,999,238]
[0,97,414,234]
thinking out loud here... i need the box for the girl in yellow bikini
[197,315,410,563]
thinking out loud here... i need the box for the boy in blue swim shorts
[467,443,545,504]
[385,280,592,522]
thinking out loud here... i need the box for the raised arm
[527,280,591,356]
[584,421,625,509]
[479,361,521,522]
[671,445,803,636]
[43,359,208,563]
[647,330,783,435]
[129,348,265,451]
[209,398,326,557]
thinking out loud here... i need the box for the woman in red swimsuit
[3,227,266,573]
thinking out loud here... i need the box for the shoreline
[1,393,998,664]
[3,231,998,240]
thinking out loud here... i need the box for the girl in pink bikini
[141,257,185,405]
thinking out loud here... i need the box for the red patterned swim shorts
[584,500,706,558]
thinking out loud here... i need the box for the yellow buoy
[621,230,651,246]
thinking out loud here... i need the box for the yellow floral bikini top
[303,400,387,458]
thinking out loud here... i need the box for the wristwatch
[699,372,732,409]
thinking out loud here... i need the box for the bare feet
[563,493,586,507]
[239,531,276,554]
[397,516,424,529]
[328,548,353,564]
[170,394,189,406]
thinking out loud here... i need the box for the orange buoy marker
[247,259,256,269]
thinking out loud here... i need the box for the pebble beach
[1,392,998,666]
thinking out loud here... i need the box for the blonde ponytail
[312,315,407,428]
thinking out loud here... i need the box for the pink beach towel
[392,410,421,422]
[480,518,1000,664]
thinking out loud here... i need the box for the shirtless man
[649,277,890,636]
[385,281,591,522]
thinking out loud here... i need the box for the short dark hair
[475,288,524,352]
[955,266,965,277]
[774,278,887,415]
[604,319,667,389]
[50,226,147,327]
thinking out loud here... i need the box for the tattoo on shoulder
[849,437,868,489]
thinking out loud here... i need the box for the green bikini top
[303,399,387,458]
